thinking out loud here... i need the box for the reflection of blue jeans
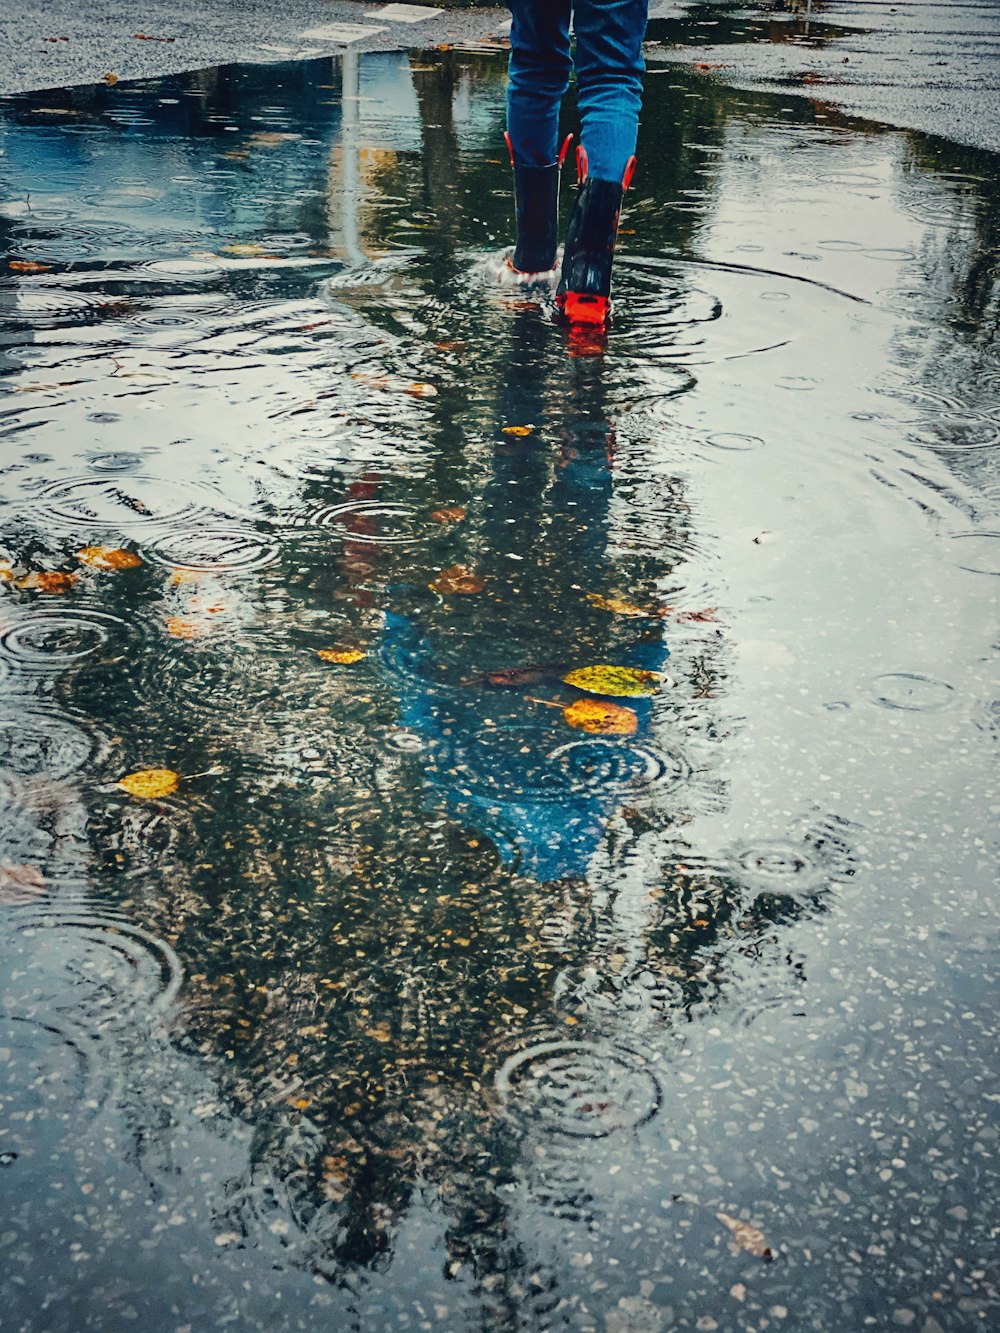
[506,0,648,181]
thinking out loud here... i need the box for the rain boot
[557,148,637,327]
[504,132,573,279]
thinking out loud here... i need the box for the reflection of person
[382,310,669,879]
[504,0,648,327]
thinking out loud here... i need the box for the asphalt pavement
[1,1,999,154]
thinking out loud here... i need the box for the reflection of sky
[0,53,432,253]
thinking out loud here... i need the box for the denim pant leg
[573,0,648,181]
[506,0,573,166]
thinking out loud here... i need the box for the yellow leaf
[317,648,365,664]
[222,243,265,257]
[10,260,52,273]
[502,425,534,437]
[402,381,437,398]
[587,592,664,618]
[563,698,639,735]
[716,1211,774,1261]
[118,768,180,799]
[429,564,485,595]
[562,664,662,697]
[77,545,142,571]
[18,571,77,594]
[0,563,13,582]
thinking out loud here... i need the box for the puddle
[1,42,998,1333]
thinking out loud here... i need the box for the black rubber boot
[505,133,571,276]
[557,149,636,327]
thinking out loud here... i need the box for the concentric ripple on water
[0,704,107,780]
[496,1038,662,1137]
[0,608,132,674]
[143,525,281,573]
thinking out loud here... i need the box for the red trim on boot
[562,291,610,327]
[622,155,637,191]
[503,131,515,168]
[575,144,589,185]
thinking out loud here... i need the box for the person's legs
[557,0,648,323]
[503,0,574,274]
[572,0,648,183]
[506,0,573,167]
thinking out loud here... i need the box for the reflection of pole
[340,48,365,266]
[805,0,812,32]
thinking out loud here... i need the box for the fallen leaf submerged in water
[587,592,665,618]
[715,1211,774,1261]
[9,259,52,273]
[502,424,534,437]
[429,564,485,595]
[0,863,47,907]
[165,615,206,640]
[77,545,142,570]
[17,571,78,594]
[563,698,639,735]
[430,505,466,525]
[118,768,180,798]
[562,664,663,697]
[316,648,365,665]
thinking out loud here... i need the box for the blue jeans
[506,0,648,182]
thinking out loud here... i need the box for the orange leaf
[429,564,485,595]
[502,425,534,437]
[563,698,639,735]
[103,72,118,86]
[431,505,466,524]
[316,648,365,664]
[10,260,52,273]
[76,545,142,571]
[165,615,204,640]
[18,571,77,594]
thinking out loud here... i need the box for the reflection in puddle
[0,35,997,1333]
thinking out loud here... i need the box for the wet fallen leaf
[298,319,332,332]
[246,131,301,148]
[134,32,176,42]
[317,648,365,665]
[563,698,639,735]
[76,545,142,571]
[431,505,466,525]
[434,340,466,353]
[0,864,47,907]
[10,260,52,273]
[587,592,665,618]
[0,563,13,582]
[476,663,563,688]
[430,564,485,595]
[103,72,118,86]
[716,1211,774,1261]
[118,768,180,799]
[694,61,732,71]
[502,425,534,437]
[222,243,266,257]
[165,615,204,640]
[562,664,663,697]
[169,568,202,586]
[674,607,718,623]
[18,571,77,594]
[402,381,437,398]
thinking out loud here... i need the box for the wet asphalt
[3,0,1000,153]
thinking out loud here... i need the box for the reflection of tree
[0,48,887,1317]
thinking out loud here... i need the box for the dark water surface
[1,43,998,1333]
